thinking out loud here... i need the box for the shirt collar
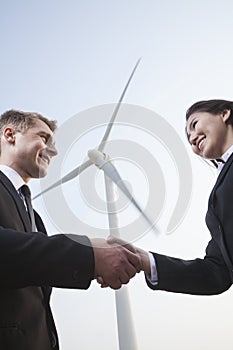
[0,165,26,191]
[216,144,233,175]
[220,144,233,163]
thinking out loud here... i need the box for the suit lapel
[209,153,233,202]
[0,171,32,232]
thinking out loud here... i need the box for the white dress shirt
[0,164,32,214]
[0,165,25,190]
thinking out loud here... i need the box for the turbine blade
[98,58,141,152]
[101,161,158,233]
[33,159,92,200]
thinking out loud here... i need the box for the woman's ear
[222,109,231,123]
[3,128,16,144]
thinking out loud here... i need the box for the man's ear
[3,128,16,144]
[222,109,231,123]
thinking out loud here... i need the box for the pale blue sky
[1,1,233,349]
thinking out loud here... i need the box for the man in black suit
[0,109,141,350]
[106,99,233,296]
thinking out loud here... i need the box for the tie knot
[20,185,31,198]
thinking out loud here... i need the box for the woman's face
[186,110,233,159]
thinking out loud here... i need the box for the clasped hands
[91,237,150,290]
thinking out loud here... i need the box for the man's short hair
[0,110,57,135]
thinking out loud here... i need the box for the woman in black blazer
[108,99,233,295]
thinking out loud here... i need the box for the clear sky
[1,1,233,349]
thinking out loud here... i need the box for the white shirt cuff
[146,252,158,285]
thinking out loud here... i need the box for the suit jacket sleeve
[0,172,94,289]
[0,225,95,289]
[146,238,231,295]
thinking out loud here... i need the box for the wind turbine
[34,59,158,349]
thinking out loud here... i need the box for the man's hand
[107,236,151,275]
[90,238,142,290]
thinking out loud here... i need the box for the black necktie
[215,158,225,172]
[216,158,225,164]
[20,185,37,231]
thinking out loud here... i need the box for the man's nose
[47,143,58,157]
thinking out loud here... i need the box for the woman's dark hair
[186,99,233,125]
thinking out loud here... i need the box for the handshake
[90,237,150,290]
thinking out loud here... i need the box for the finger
[108,279,122,290]
[124,248,142,273]
[107,236,137,253]
[97,276,109,288]
[118,271,131,285]
[115,256,138,284]
[106,264,135,288]
[101,272,122,290]
[97,276,104,284]
[125,263,138,279]
[107,236,127,245]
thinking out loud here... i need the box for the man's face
[7,119,57,182]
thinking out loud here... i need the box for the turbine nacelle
[88,149,158,234]
[88,149,109,168]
